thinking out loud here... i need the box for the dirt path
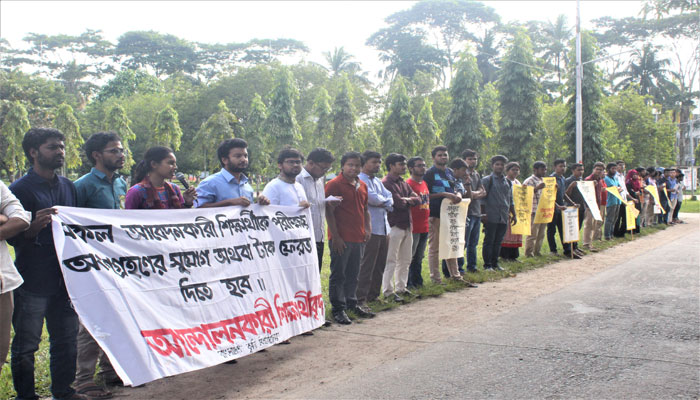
[115,214,699,400]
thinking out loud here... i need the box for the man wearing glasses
[73,131,128,397]
[296,148,337,271]
[262,148,310,209]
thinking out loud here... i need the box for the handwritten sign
[438,198,470,260]
[511,184,533,236]
[605,186,625,203]
[625,201,639,231]
[51,205,322,387]
[534,177,557,224]
[645,185,665,214]
[577,181,602,221]
[562,207,579,244]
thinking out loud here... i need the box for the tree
[366,27,447,82]
[613,43,674,105]
[541,15,572,85]
[331,75,357,155]
[416,99,440,160]
[564,31,606,170]
[115,31,197,77]
[104,104,136,169]
[244,93,269,175]
[312,87,333,149]
[475,28,501,86]
[152,105,183,150]
[96,69,162,102]
[497,31,541,171]
[265,68,300,151]
[479,81,500,162]
[0,101,30,176]
[323,47,361,77]
[381,76,418,157]
[195,100,243,171]
[54,103,83,170]
[443,52,482,154]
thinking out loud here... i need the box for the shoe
[550,251,558,256]
[349,305,376,318]
[483,265,493,270]
[574,249,585,257]
[399,289,422,299]
[466,268,478,273]
[75,384,113,399]
[585,246,599,253]
[449,277,466,283]
[492,265,504,271]
[300,331,314,336]
[224,359,238,364]
[463,281,478,288]
[56,393,91,400]
[391,293,405,303]
[564,252,582,259]
[323,318,333,327]
[332,310,352,325]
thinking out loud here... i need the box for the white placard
[577,181,602,221]
[52,205,323,387]
[562,206,580,244]
[438,198,470,260]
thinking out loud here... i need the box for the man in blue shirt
[603,162,622,239]
[73,131,127,397]
[357,150,393,307]
[196,138,269,208]
[8,128,86,400]
[424,146,464,284]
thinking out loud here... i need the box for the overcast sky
[1,1,646,77]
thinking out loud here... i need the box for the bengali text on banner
[533,177,557,224]
[576,181,602,221]
[439,198,470,260]
[51,205,323,387]
[511,184,533,236]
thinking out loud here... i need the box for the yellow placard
[511,184,534,236]
[625,201,638,231]
[645,185,665,214]
[605,186,624,203]
[533,177,557,224]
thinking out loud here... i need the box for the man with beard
[73,131,128,397]
[262,148,310,208]
[8,128,87,400]
[196,138,270,207]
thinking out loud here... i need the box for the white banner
[562,206,580,244]
[577,181,602,221]
[438,198,470,260]
[51,205,323,387]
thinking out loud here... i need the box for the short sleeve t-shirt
[262,178,308,206]
[406,178,429,234]
[424,166,456,218]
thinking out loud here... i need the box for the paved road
[313,225,700,399]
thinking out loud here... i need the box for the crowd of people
[0,127,688,399]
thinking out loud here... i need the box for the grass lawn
[679,200,699,213]
[0,222,668,398]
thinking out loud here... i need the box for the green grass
[679,200,699,213]
[0,222,669,399]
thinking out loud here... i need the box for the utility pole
[575,0,583,164]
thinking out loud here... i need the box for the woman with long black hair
[124,146,196,209]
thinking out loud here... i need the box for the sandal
[76,384,113,399]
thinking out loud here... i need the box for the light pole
[652,107,660,166]
[575,0,583,164]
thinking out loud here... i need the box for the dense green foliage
[1,0,696,183]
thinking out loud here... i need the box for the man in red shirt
[325,152,372,325]
[582,161,606,251]
[406,157,429,288]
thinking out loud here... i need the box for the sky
[0,0,648,78]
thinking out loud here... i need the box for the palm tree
[323,46,360,77]
[613,43,674,105]
[475,28,500,85]
[542,15,572,84]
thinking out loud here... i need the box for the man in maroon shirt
[325,152,372,325]
[406,157,429,288]
[381,153,420,301]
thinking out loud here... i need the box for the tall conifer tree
[444,52,482,154]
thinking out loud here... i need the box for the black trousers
[316,241,324,272]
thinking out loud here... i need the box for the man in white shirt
[0,181,31,371]
[296,148,336,271]
[262,148,310,208]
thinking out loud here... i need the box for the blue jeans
[464,215,481,271]
[11,288,79,400]
[408,232,428,288]
[482,222,507,268]
[329,240,363,312]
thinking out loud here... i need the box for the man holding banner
[481,155,516,271]
[603,163,623,240]
[582,162,606,251]
[564,163,586,258]
[523,161,548,257]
